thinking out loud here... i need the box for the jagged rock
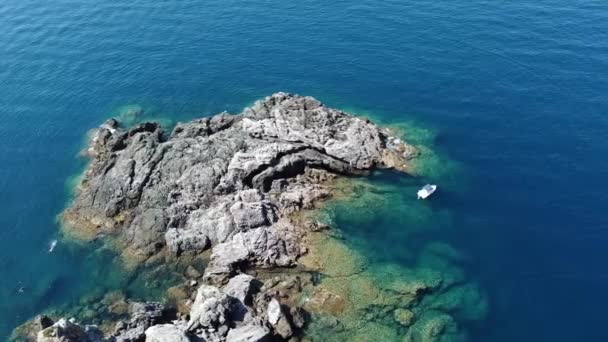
[267,298,293,339]
[145,324,190,342]
[130,302,165,324]
[165,228,210,256]
[289,307,307,329]
[223,274,256,304]
[225,323,270,342]
[187,285,232,331]
[185,265,203,279]
[37,319,104,342]
[36,315,55,330]
[267,299,281,325]
[124,208,168,256]
[203,222,301,284]
[113,321,126,335]
[113,302,168,341]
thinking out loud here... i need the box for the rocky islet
[15,93,486,342]
[21,93,419,341]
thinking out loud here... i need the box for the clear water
[1,0,608,340]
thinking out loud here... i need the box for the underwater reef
[13,93,485,342]
[298,178,488,342]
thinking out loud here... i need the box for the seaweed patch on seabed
[296,146,487,341]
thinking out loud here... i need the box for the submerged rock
[394,308,416,327]
[404,311,466,342]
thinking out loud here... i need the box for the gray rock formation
[34,93,416,342]
[224,274,257,304]
[225,323,269,342]
[267,299,281,325]
[145,324,189,342]
[187,285,232,333]
[37,318,105,342]
[64,93,414,274]
[112,302,169,341]
[266,298,292,339]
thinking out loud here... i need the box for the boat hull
[417,185,437,199]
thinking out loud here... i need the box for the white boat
[417,184,437,199]
[48,239,57,253]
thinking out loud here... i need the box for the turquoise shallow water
[2,0,608,340]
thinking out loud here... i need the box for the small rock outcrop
[145,324,189,342]
[112,302,170,341]
[266,298,292,339]
[37,318,104,342]
[224,274,257,304]
[225,323,269,342]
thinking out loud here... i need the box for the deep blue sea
[2,0,608,340]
